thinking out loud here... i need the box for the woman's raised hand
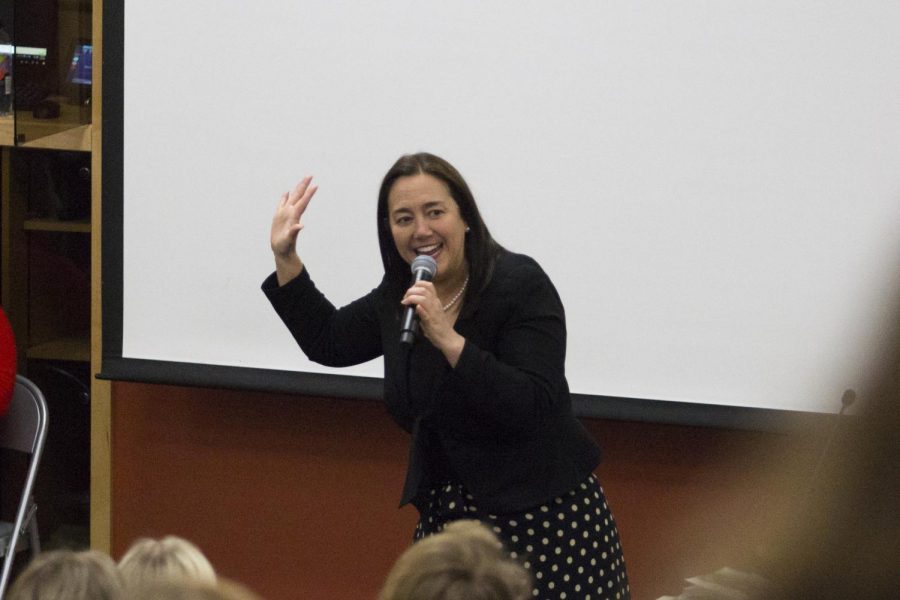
[271,175,318,257]
[271,176,318,285]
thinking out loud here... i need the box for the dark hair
[377,153,504,318]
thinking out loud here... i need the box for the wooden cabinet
[2,146,91,368]
[0,0,93,552]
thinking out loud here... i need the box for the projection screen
[102,0,900,424]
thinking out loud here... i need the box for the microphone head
[841,388,857,408]
[410,254,438,279]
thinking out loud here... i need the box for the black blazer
[262,251,601,513]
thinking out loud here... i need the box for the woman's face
[387,173,469,285]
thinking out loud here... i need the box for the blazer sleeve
[261,268,383,367]
[449,260,571,436]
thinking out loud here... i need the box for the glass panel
[13,0,91,150]
[0,1,14,146]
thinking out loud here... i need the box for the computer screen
[66,42,92,85]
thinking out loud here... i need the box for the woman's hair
[6,549,123,600]
[128,578,263,600]
[379,520,532,600]
[376,152,504,318]
[118,536,216,591]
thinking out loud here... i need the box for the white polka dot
[510,551,518,559]
[493,526,501,534]
[571,522,578,529]
[532,590,539,597]
[535,572,543,580]
[581,548,587,556]
[583,497,590,504]
[540,554,547,562]
[509,520,518,527]
[583,531,589,539]
[542,538,549,545]
[488,514,497,519]
[551,564,558,572]
[558,513,565,520]
[543,521,551,529]
[548,582,555,589]
[608,581,614,588]
[525,513,534,520]
[604,535,609,542]
[554,547,562,555]
[563,574,570,582]
[575,584,581,592]
[578,566,584,574]
[524,561,531,569]
[569,539,576,547]
[566,557,573,564]
[556,530,564,537]
[588,576,594,584]
[511,535,519,543]
[561,593,567,599]
[448,501,456,510]
[527,528,535,536]
[555,497,563,504]
[526,545,533,552]
[584,514,591,521]
[602,552,608,559]
[541,506,549,513]
[571,504,578,511]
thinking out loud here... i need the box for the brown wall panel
[111,382,812,600]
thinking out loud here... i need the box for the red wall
[110,382,814,600]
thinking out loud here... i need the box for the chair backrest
[0,376,48,455]
[0,375,49,599]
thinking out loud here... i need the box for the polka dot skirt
[414,474,630,600]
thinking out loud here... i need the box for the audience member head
[119,536,216,591]
[759,294,900,599]
[129,578,263,600]
[379,519,532,600]
[6,549,122,600]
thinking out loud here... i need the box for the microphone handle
[400,269,432,345]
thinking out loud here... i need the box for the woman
[263,153,629,599]
[7,549,123,600]
[118,536,217,593]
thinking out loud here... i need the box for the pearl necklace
[442,276,469,312]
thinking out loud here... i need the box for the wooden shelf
[20,123,92,152]
[26,334,91,362]
[24,218,91,233]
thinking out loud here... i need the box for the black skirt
[414,474,630,600]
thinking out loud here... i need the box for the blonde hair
[7,549,123,600]
[119,536,216,591]
[379,520,532,600]
[129,578,263,600]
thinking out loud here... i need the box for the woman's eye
[395,216,412,225]
[428,209,444,218]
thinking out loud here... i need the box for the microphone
[400,255,438,345]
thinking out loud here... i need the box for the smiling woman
[261,152,631,599]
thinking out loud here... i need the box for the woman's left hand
[402,281,465,367]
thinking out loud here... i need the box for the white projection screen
[102,1,900,424]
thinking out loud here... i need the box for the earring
[465,226,471,233]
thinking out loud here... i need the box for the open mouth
[414,243,442,257]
